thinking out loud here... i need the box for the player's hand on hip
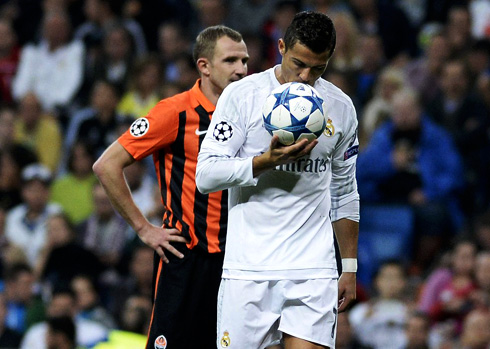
[338,272,356,313]
[137,224,189,263]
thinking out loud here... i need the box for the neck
[199,78,220,106]
[274,66,286,84]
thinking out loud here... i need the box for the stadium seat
[357,204,414,287]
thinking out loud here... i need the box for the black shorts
[146,243,224,349]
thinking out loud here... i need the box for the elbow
[195,171,211,195]
[92,155,107,180]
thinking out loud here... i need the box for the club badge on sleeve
[213,121,233,142]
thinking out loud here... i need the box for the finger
[156,247,169,264]
[164,244,185,259]
[168,235,190,244]
[270,135,280,149]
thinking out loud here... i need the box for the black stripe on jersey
[195,105,211,148]
[194,105,211,249]
[168,110,189,238]
[218,191,228,251]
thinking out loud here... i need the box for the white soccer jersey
[196,66,359,280]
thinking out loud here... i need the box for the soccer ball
[262,82,327,145]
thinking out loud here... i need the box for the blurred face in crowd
[93,184,115,220]
[43,12,70,49]
[104,27,131,61]
[441,61,469,98]
[475,252,490,290]
[48,294,75,317]
[71,276,98,311]
[22,180,50,213]
[19,93,42,129]
[46,215,73,248]
[0,20,16,53]
[451,241,476,276]
[375,263,406,299]
[279,40,329,86]
[461,311,490,348]
[6,270,34,304]
[0,109,15,148]
[91,81,119,115]
[391,91,421,131]
[206,36,248,94]
[70,143,95,177]
[158,23,187,61]
[405,314,430,348]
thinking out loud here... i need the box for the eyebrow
[292,58,326,70]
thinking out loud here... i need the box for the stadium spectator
[67,80,128,159]
[424,240,478,344]
[35,213,102,287]
[71,274,116,329]
[354,33,385,109]
[0,292,22,348]
[262,0,301,66]
[188,0,228,38]
[74,0,147,58]
[0,144,37,210]
[360,66,407,147]
[401,311,431,349]
[426,58,489,215]
[348,0,418,61]
[45,315,76,349]
[3,263,45,334]
[157,21,191,83]
[11,10,84,113]
[50,141,98,225]
[83,24,134,98]
[14,93,62,173]
[117,54,162,119]
[470,251,490,310]
[5,164,62,267]
[349,260,409,348]
[335,311,370,349]
[227,0,279,36]
[445,5,474,57]
[0,107,15,150]
[404,31,450,106]
[329,11,362,75]
[458,309,490,349]
[20,287,108,349]
[77,182,129,270]
[357,88,464,270]
[0,19,20,105]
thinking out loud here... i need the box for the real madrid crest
[323,118,335,137]
[220,330,231,347]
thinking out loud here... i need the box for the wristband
[342,258,357,273]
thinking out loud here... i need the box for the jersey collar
[191,79,215,113]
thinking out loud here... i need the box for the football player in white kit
[196,11,359,349]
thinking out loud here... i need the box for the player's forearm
[332,218,359,259]
[93,147,149,233]
[196,153,255,194]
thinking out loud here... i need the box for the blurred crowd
[0,0,489,348]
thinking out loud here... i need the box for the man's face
[207,36,249,92]
[279,40,330,86]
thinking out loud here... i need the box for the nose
[299,68,311,83]
[235,62,247,78]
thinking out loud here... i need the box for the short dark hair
[283,11,336,57]
[193,25,243,62]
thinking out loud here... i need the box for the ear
[196,57,210,77]
[278,39,286,56]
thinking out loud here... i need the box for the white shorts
[216,278,339,349]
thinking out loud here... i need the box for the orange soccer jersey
[118,80,227,253]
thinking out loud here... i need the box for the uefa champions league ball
[262,82,327,146]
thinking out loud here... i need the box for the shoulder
[315,78,356,112]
